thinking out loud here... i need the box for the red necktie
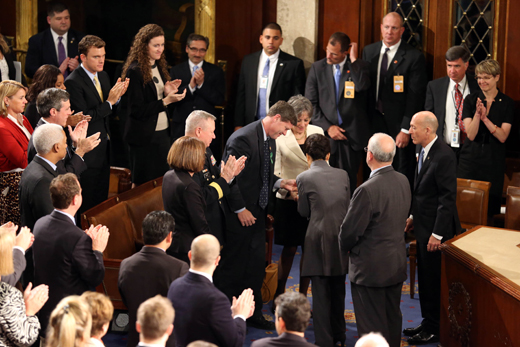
[455,83,466,142]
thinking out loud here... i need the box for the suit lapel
[78,68,103,103]
[386,45,406,78]
[285,132,307,165]
[44,29,59,66]
[414,140,438,189]
[270,51,285,92]
[324,60,336,103]
[67,30,79,58]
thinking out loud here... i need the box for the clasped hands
[220,155,247,183]
[163,79,186,105]
[68,119,101,158]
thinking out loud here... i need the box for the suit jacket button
[212,175,215,179]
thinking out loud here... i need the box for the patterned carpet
[103,244,438,347]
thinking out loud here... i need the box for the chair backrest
[108,166,132,198]
[503,158,520,195]
[456,178,491,229]
[505,186,520,230]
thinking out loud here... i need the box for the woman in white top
[121,24,186,185]
[0,80,32,224]
[272,95,324,303]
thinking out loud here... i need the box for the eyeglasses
[364,147,369,153]
[188,47,207,54]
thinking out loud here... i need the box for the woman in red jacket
[0,80,33,224]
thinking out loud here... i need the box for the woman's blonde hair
[46,296,92,347]
[167,136,206,172]
[81,292,113,337]
[475,59,501,77]
[0,80,27,117]
[0,227,14,276]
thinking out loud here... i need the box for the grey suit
[1,248,26,286]
[297,160,350,347]
[339,166,411,347]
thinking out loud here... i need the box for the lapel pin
[280,63,283,66]
[347,70,350,73]
[394,60,398,64]
[499,99,502,102]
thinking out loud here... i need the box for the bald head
[190,234,220,270]
[414,111,439,132]
[355,333,389,347]
[367,133,396,164]
[382,12,403,26]
[409,111,438,147]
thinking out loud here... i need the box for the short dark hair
[445,46,470,63]
[142,211,175,245]
[186,34,209,49]
[329,32,351,52]
[262,22,282,36]
[50,173,80,209]
[275,292,311,332]
[79,35,106,56]
[267,100,297,126]
[36,88,70,118]
[304,134,330,160]
[47,1,68,17]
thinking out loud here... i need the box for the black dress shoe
[403,323,424,337]
[247,315,275,330]
[407,331,439,345]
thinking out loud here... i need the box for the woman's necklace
[294,130,307,141]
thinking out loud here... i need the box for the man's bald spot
[382,12,404,27]
[369,133,396,163]
[190,234,220,267]
[414,111,439,133]
[373,133,395,154]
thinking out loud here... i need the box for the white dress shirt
[257,49,280,116]
[50,29,68,61]
[443,75,470,144]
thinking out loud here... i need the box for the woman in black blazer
[0,35,27,87]
[162,136,209,263]
[121,24,186,185]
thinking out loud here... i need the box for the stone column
[195,0,216,64]
[277,0,319,73]
[15,0,38,64]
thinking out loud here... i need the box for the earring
[5,104,8,107]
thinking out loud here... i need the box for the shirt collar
[422,135,438,158]
[369,164,392,178]
[261,121,267,141]
[36,154,57,171]
[189,269,213,283]
[188,59,204,71]
[449,75,468,92]
[53,209,76,225]
[261,49,280,62]
[137,343,165,347]
[50,29,68,44]
[6,114,31,140]
[80,63,98,81]
[334,55,348,71]
[381,39,401,53]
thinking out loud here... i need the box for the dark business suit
[167,271,247,347]
[162,169,210,262]
[65,66,112,211]
[118,246,188,347]
[217,120,276,315]
[33,210,105,336]
[339,166,411,347]
[191,148,231,244]
[27,118,87,176]
[424,74,480,151]
[169,60,225,143]
[296,160,350,347]
[305,57,371,189]
[412,138,460,335]
[362,41,427,186]
[235,50,306,127]
[251,333,315,347]
[25,28,84,78]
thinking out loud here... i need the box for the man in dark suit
[362,12,427,187]
[218,101,297,329]
[118,210,189,347]
[167,234,254,347]
[33,173,109,336]
[339,133,411,347]
[404,111,460,344]
[425,46,479,159]
[65,35,128,212]
[25,2,84,78]
[251,292,315,347]
[234,23,306,129]
[185,110,245,244]
[306,32,371,189]
[136,296,175,347]
[170,34,225,147]
[27,88,100,176]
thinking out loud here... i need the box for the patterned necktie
[257,59,270,120]
[377,47,390,113]
[334,64,343,126]
[259,137,270,209]
[58,36,67,78]
[193,65,199,75]
[94,76,104,101]
[418,148,425,173]
[455,83,466,142]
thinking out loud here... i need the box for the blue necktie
[418,148,425,173]
[257,59,270,120]
[334,64,342,125]
[259,137,270,209]
[192,65,199,74]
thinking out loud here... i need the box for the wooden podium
[440,226,520,347]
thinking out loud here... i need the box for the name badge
[344,81,355,99]
[450,127,460,148]
[393,75,404,93]
[260,76,268,89]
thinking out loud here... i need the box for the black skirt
[273,198,309,247]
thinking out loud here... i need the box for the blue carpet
[104,244,437,347]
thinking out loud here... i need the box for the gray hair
[287,95,313,118]
[33,123,64,155]
[185,110,216,135]
[368,133,396,163]
[355,332,389,347]
[36,88,70,118]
